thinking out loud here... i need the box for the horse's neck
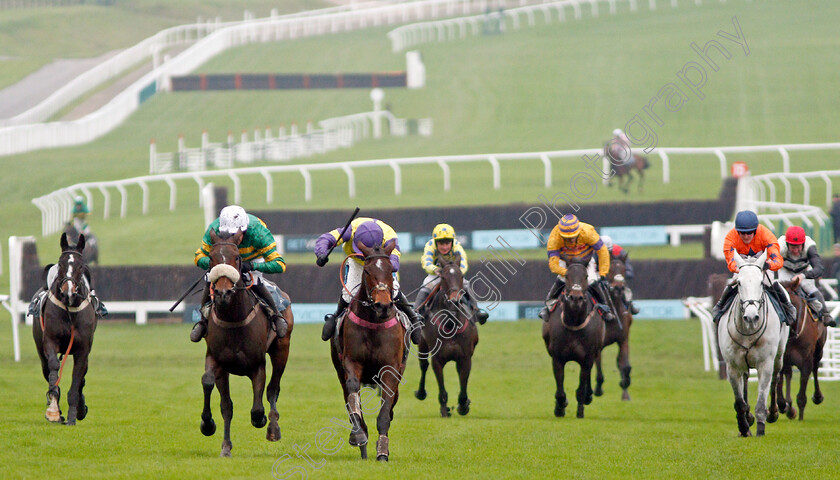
[215,288,256,317]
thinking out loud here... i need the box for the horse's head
[438,254,464,304]
[208,229,244,307]
[55,232,89,308]
[357,240,396,319]
[607,258,626,295]
[562,259,589,314]
[733,251,767,324]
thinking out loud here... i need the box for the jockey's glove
[316,255,329,267]
[241,260,254,273]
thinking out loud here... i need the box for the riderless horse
[542,259,606,418]
[414,254,479,417]
[33,232,97,425]
[330,241,407,461]
[594,257,633,401]
[718,252,789,436]
[199,229,294,457]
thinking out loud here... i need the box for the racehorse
[708,273,730,380]
[777,277,827,420]
[717,252,789,436]
[542,259,606,418]
[604,142,650,194]
[330,241,407,461]
[64,221,98,265]
[594,257,633,401]
[413,254,479,417]
[33,232,97,425]
[199,229,294,457]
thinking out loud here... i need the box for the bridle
[209,241,254,295]
[50,250,91,315]
[358,253,393,308]
[736,263,767,313]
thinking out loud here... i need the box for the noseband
[737,263,766,311]
[360,253,393,307]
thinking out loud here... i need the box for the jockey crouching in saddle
[609,128,634,167]
[777,226,838,327]
[314,218,425,344]
[190,205,289,342]
[599,235,641,315]
[27,197,107,319]
[538,214,616,323]
[711,210,796,325]
[412,223,489,325]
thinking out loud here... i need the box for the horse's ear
[383,239,396,256]
[210,229,219,244]
[77,233,85,253]
[232,230,244,245]
[60,232,69,250]
[454,251,462,263]
[790,276,801,290]
[357,240,373,258]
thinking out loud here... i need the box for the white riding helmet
[601,235,613,250]
[612,128,623,137]
[219,205,249,234]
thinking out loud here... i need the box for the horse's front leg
[249,362,267,429]
[216,371,234,457]
[65,350,89,426]
[42,338,63,423]
[754,360,775,436]
[414,340,430,401]
[455,356,472,416]
[781,364,794,418]
[375,367,403,462]
[200,355,217,437]
[552,357,567,417]
[617,336,632,401]
[812,345,825,406]
[432,356,450,417]
[796,362,812,421]
[593,351,604,397]
[266,338,290,442]
[343,362,368,452]
[576,359,595,419]
[727,367,750,436]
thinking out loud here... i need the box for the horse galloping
[542,260,605,418]
[330,241,407,461]
[199,229,294,457]
[414,254,479,417]
[777,277,827,420]
[604,142,650,193]
[33,232,97,425]
[594,257,633,401]
[718,252,789,436]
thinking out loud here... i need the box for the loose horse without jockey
[599,235,640,315]
[538,214,616,323]
[314,217,424,344]
[711,210,796,325]
[190,205,289,342]
[777,225,837,327]
[413,223,489,325]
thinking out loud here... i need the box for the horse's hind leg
[796,363,811,421]
[65,351,89,426]
[42,339,63,423]
[200,356,217,437]
[432,357,450,417]
[594,352,604,397]
[552,357,567,417]
[455,356,472,416]
[266,340,290,442]
[782,365,795,419]
[249,363,267,429]
[216,371,234,457]
[414,341,429,401]
[812,343,825,406]
[617,337,632,401]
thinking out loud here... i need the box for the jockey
[599,235,641,315]
[777,226,837,327]
[413,223,489,325]
[711,210,796,324]
[70,196,92,236]
[609,128,633,166]
[314,217,424,344]
[190,205,288,342]
[538,214,615,322]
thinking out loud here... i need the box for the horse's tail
[639,155,650,169]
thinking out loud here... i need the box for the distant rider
[777,226,837,327]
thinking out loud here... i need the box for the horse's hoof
[621,391,631,401]
[377,455,389,462]
[767,411,779,423]
[65,419,76,426]
[77,404,88,421]
[786,407,796,420]
[440,406,451,418]
[360,445,368,460]
[457,401,470,416]
[584,394,593,405]
[739,430,751,437]
[200,418,216,436]
[813,393,824,405]
[266,424,281,442]
[251,412,267,429]
[594,386,603,397]
[220,450,232,458]
[747,413,755,427]
[414,389,427,401]
[756,423,765,436]
[349,433,368,447]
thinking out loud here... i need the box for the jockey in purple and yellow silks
[538,214,615,322]
[189,205,289,342]
[314,217,424,343]
[412,223,488,325]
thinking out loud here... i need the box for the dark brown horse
[413,254,479,417]
[594,257,633,401]
[604,142,650,193]
[777,277,827,420]
[330,241,407,461]
[33,232,97,425]
[199,229,294,457]
[63,222,98,265]
[542,260,605,418]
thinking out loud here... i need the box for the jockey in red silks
[711,210,796,324]
[777,226,837,327]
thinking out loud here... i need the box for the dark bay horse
[330,241,406,461]
[594,257,633,401]
[64,222,98,265]
[199,229,294,457]
[542,260,605,418]
[33,232,97,425]
[777,277,827,420]
[604,142,650,193]
[414,254,479,417]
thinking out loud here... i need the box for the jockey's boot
[190,283,211,343]
[813,290,837,327]
[395,291,424,345]
[539,277,565,322]
[772,281,797,325]
[463,293,489,325]
[90,289,108,318]
[252,282,288,338]
[413,287,432,315]
[322,297,348,342]
[27,289,46,317]
[627,301,641,315]
[623,287,641,315]
[591,282,616,322]
[711,283,737,324]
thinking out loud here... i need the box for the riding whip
[169,272,207,312]
[317,207,360,266]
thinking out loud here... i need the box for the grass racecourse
[2,321,839,479]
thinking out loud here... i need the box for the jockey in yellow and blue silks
[189,205,289,342]
[314,217,424,343]
[538,214,615,322]
[413,223,488,325]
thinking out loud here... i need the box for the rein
[341,253,393,308]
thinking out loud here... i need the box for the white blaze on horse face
[571,284,583,292]
[449,267,457,276]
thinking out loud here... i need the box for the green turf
[0,320,836,479]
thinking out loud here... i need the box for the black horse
[33,232,97,425]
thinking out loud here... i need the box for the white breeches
[557,258,600,284]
